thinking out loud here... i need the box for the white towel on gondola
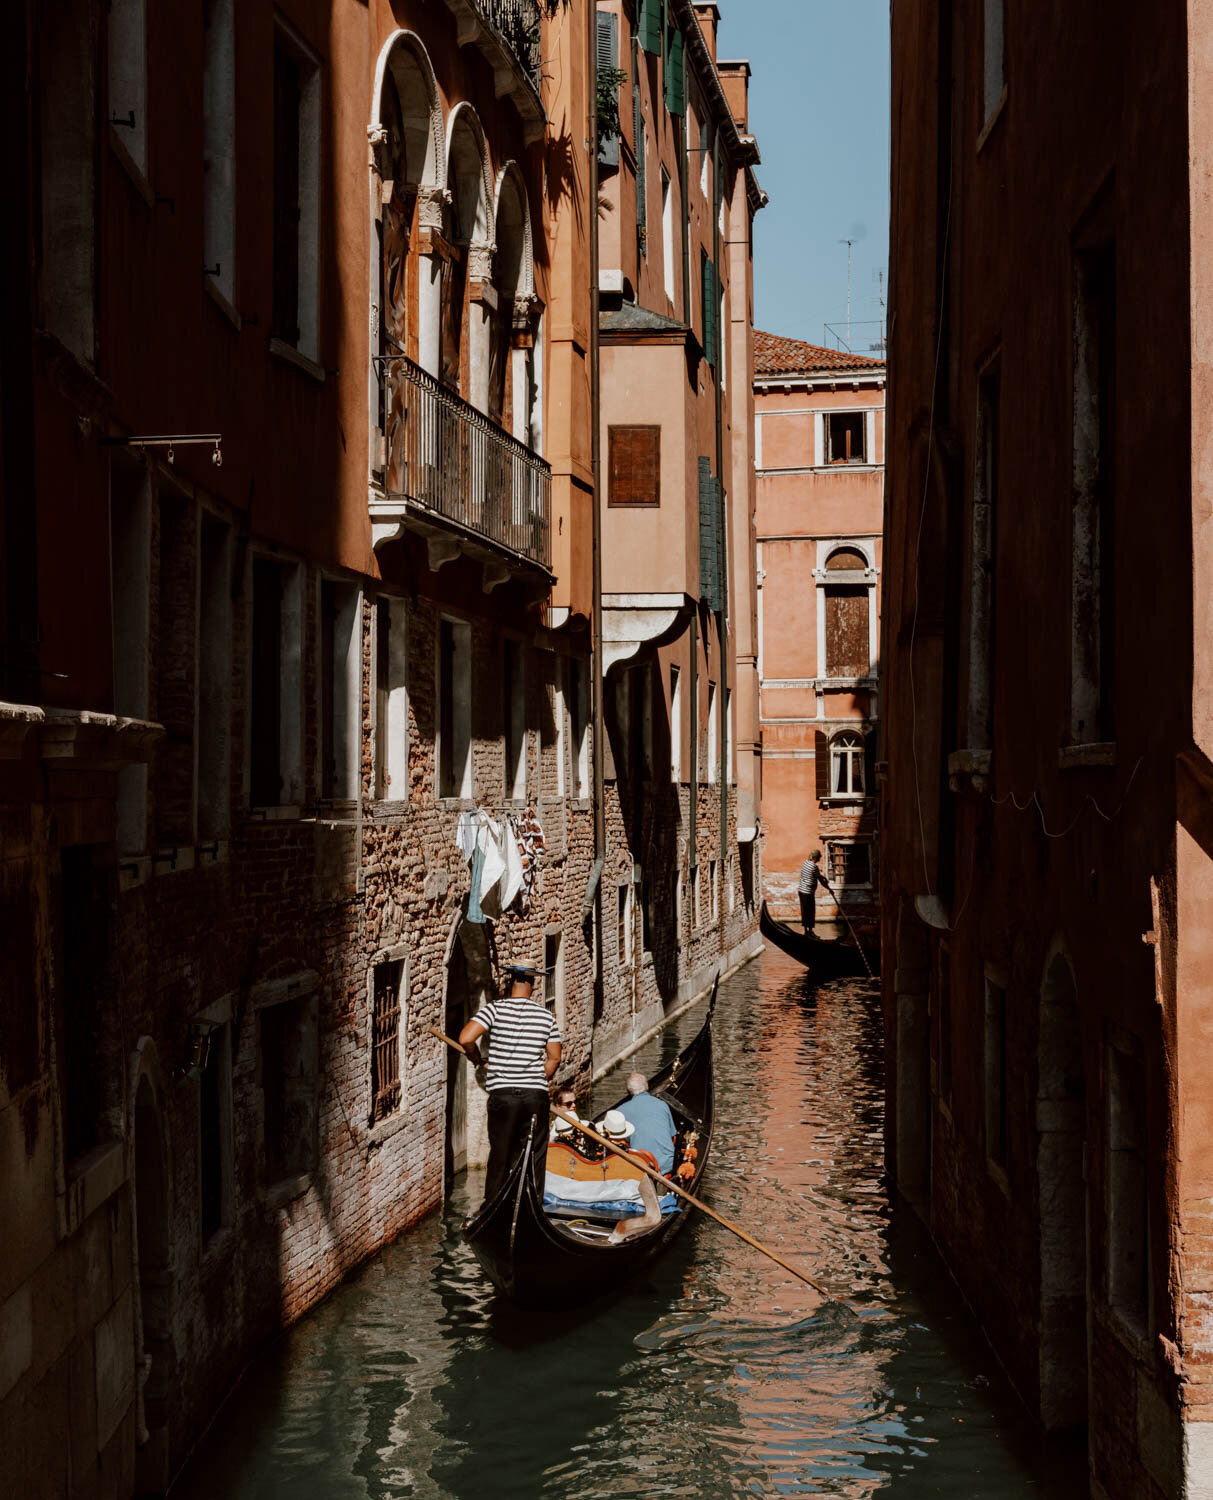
[542,1172,642,1206]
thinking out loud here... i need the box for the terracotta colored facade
[0,1,761,1494]
[754,334,885,923]
[884,2,1213,1494]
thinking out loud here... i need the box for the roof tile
[754,329,885,377]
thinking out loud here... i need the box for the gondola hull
[759,901,880,979]
[462,983,716,1306]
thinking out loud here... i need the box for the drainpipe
[713,137,728,876]
[589,0,607,1024]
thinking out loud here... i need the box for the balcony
[372,354,552,578]
[443,0,545,139]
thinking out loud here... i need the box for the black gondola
[462,977,717,1306]
[759,901,880,979]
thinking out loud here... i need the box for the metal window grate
[372,964,402,1122]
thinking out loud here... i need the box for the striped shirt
[470,997,561,1092]
[799,858,823,895]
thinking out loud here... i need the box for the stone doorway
[443,918,493,1188]
[1037,952,1089,1431]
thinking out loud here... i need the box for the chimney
[692,3,720,63]
[717,60,751,132]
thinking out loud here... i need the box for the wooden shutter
[609,426,661,505]
[597,10,620,167]
[698,457,722,610]
[815,731,830,800]
[700,256,717,368]
[825,586,870,677]
[665,25,685,115]
[863,727,877,795]
[638,0,662,55]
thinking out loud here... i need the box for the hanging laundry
[513,805,547,915]
[455,809,508,925]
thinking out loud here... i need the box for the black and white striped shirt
[471,998,561,1092]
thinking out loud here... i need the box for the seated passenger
[617,1072,677,1176]
[550,1085,579,1141]
[596,1110,663,1243]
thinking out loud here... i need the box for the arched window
[825,546,868,571]
[830,729,866,796]
[819,543,873,679]
[445,108,493,405]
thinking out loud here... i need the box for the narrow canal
[174,951,1084,1498]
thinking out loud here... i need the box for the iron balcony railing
[472,0,543,93]
[384,354,551,571]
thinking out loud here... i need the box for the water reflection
[174,953,1084,1499]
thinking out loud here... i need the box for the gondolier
[798,849,831,928]
[459,961,561,1206]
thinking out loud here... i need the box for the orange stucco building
[754,333,885,924]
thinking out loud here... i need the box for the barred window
[828,841,871,887]
[371,961,403,1123]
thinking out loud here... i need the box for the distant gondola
[759,901,880,980]
[462,977,717,1306]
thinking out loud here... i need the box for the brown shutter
[609,426,661,505]
[815,730,829,800]
[825,586,870,677]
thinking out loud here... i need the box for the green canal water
[173,950,1086,1498]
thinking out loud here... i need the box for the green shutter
[664,26,685,115]
[638,0,662,55]
[698,458,722,612]
[701,255,717,368]
[597,10,620,167]
[633,61,647,239]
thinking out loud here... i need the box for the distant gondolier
[798,849,831,929]
[459,961,561,1205]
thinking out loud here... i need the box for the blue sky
[717,0,890,354]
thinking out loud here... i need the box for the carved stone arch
[445,102,495,259]
[370,30,444,192]
[493,161,535,300]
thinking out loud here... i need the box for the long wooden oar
[429,1025,830,1299]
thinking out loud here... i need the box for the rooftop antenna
[839,238,854,351]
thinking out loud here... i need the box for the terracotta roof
[754,329,885,378]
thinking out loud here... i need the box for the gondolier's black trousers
[484,1087,549,1204]
[799,891,816,928]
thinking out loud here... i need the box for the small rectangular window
[826,412,867,464]
[370,961,403,1124]
[609,426,661,506]
[618,883,633,967]
[984,977,1008,1167]
[320,580,360,804]
[438,617,473,799]
[375,596,408,802]
[272,28,321,358]
[504,638,527,798]
[709,859,719,922]
[544,930,566,1031]
[828,841,871,886]
[690,864,700,928]
[260,994,318,1184]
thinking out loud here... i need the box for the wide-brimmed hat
[553,1114,580,1137]
[596,1109,635,1141]
[504,961,541,980]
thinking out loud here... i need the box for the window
[661,170,674,304]
[438,618,472,799]
[609,426,661,506]
[543,930,565,1031]
[709,859,719,922]
[111,461,150,853]
[725,688,733,783]
[830,730,866,797]
[555,662,568,797]
[1072,240,1116,744]
[826,411,867,465]
[690,864,700,927]
[199,1020,232,1245]
[701,251,718,368]
[374,596,408,802]
[982,0,1006,125]
[633,47,646,255]
[700,121,711,198]
[203,0,237,305]
[569,659,590,797]
[504,638,527,799]
[617,883,633,967]
[39,1,97,362]
[968,364,1000,749]
[57,846,113,1163]
[198,515,232,841]
[250,557,303,807]
[726,853,735,913]
[154,492,196,847]
[108,0,147,173]
[320,581,360,804]
[828,840,871,886]
[272,28,321,358]
[1107,1038,1148,1333]
[260,993,318,1185]
[984,976,1008,1168]
[706,681,718,783]
[824,586,870,678]
[596,9,620,168]
[370,961,403,1123]
[669,665,682,782]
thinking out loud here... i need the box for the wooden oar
[429,1024,831,1300]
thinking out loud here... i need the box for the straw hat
[596,1109,636,1141]
[553,1114,580,1137]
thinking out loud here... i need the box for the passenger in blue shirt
[617,1072,677,1176]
